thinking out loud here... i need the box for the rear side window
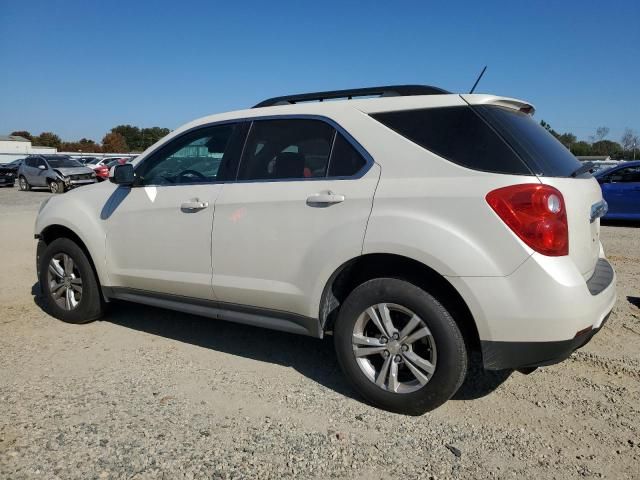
[238,119,335,181]
[328,134,367,177]
[476,106,582,177]
[372,106,531,175]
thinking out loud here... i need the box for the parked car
[595,160,640,220]
[76,157,99,165]
[2,158,25,173]
[0,163,17,187]
[34,85,615,414]
[93,164,110,181]
[588,160,623,174]
[18,155,97,193]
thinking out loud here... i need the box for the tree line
[10,121,639,159]
[10,125,171,153]
[539,121,638,159]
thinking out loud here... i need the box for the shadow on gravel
[101,300,363,401]
[31,283,509,405]
[628,296,640,309]
[601,219,640,228]
[452,351,512,400]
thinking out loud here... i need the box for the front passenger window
[137,124,239,186]
[238,119,335,181]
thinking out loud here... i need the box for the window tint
[476,106,582,177]
[47,157,81,168]
[137,124,239,185]
[609,166,640,183]
[328,133,367,177]
[25,157,36,167]
[238,119,335,181]
[372,106,531,175]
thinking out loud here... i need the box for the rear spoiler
[459,94,535,115]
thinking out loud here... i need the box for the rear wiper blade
[570,163,593,178]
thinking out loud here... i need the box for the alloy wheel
[352,303,437,393]
[47,253,83,310]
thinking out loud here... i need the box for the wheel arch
[38,224,106,300]
[319,253,480,351]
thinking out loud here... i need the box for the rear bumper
[481,311,610,370]
[447,254,616,370]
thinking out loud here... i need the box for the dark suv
[18,155,97,193]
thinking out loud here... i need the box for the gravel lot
[1,186,639,479]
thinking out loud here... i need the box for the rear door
[211,118,380,317]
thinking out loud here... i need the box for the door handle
[306,192,345,206]
[181,200,209,211]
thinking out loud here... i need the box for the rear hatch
[468,97,602,279]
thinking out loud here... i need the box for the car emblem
[590,200,608,223]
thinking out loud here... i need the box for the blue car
[594,160,640,220]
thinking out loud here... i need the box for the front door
[211,118,380,317]
[105,123,245,299]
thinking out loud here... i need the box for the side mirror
[109,163,135,186]
[38,164,46,170]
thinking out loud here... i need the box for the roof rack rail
[252,84,450,108]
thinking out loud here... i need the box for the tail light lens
[486,184,568,256]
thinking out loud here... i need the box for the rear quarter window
[372,106,532,175]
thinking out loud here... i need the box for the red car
[94,164,110,181]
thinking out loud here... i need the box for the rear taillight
[486,184,568,256]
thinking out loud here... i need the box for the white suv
[34,85,616,414]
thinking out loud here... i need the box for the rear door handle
[181,200,209,211]
[306,192,345,206]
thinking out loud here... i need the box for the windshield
[46,157,83,168]
[475,106,582,177]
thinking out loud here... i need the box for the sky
[1,0,639,143]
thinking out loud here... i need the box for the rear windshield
[372,105,582,177]
[475,106,582,177]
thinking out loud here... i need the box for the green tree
[60,138,102,153]
[32,132,62,148]
[110,125,141,150]
[570,141,592,156]
[557,132,576,149]
[591,140,623,158]
[139,127,171,150]
[540,120,559,138]
[102,132,129,153]
[10,130,33,141]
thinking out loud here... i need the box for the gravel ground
[1,186,639,479]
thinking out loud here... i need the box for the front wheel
[334,278,467,415]
[39,238,104,323]
[49,180,64,194]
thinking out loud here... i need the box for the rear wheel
[19,176,30,191]
[334,278,467,415]
[39,238,104,323]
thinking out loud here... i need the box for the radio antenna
[469,66,487,94]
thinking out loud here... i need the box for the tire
[39,238,104,324]
[18,176,31,191]
[333,278,467,415]
[49,180,64,194]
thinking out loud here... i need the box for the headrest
[274,152,305,178]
